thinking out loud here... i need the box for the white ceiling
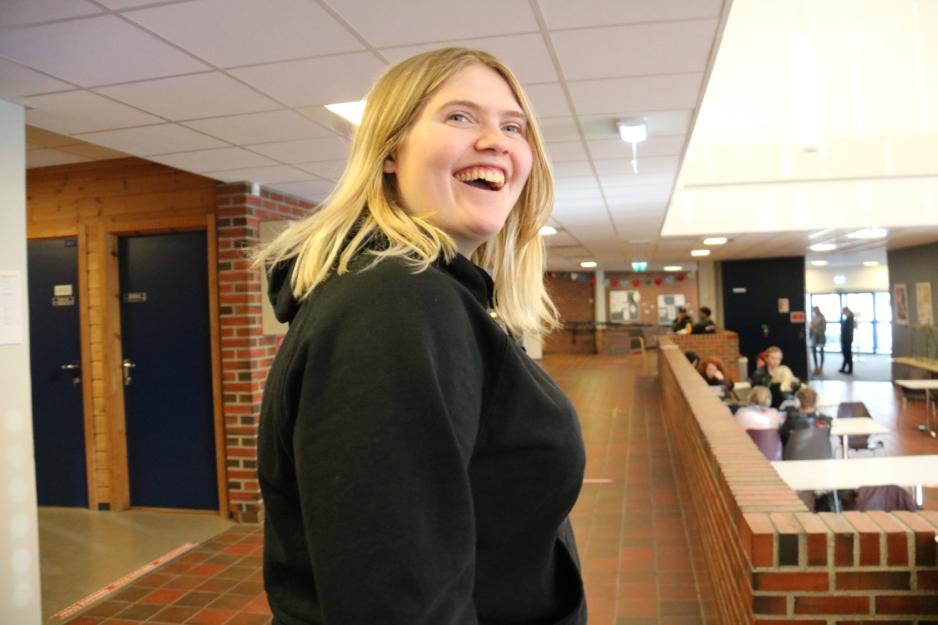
[5,0,937,271]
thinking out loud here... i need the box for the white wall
[805,265,889,293]
[0,100,43,625]
[696,260,720,325]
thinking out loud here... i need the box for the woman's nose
[475,124,509,153]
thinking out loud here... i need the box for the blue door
[120,231,218,510]
[27,238,88,507]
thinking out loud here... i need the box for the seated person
[751,346,782,387]
[697,356,736,400]
[691,306,717,334]
[684,350,701,369]
[769,365,801,410]
[672,306,693,334]
[734,386,782,430]
[778,386,832,446]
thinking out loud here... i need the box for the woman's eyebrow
[437,99,527,121]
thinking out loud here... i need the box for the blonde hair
[748,386,772,407]
[254,47,558,336]
[770,365,798,392]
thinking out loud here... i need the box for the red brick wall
[544,272,595,355]
[216,182,317,522]
[604,271,698,325]
[658,340,938,624]
[671,331,742,382]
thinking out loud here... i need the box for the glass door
[808,291,892,355]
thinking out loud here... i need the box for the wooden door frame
[25,223,97,510]
[102,213,228,517]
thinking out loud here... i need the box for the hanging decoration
[631,279,641,288]
[654,278,663,286]
[676,274,686,282]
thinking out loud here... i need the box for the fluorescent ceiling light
[703,237,727,245]
[580,260,598,268]
[847,228,888,239]
[690,249,710,257]
[863,261,880,267]
[809,243,837,252]
[539,225,558,236]
[810,260,828,266]
[325,100,366,125]
[833,274,847,285]
[664,265,683,271]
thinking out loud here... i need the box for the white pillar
[696,260,720,326]
[0,100,42,625]
[593,269,606,323]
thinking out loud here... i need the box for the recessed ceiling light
[703,237,727,245]
[325,100,366,125]
[664,265,683,271]
[810,260,828,266]
[690,249,710,257]
[833,274,847,285]
[863,261,880,267]
[580,260,597,268]
[809,243,837,252]
[539,225,558,236]
[847,228,888,239]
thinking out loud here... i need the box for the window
[808,291,892,355]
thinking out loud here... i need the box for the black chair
[855,485,919,512]
[783,426,833,461]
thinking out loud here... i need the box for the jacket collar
[435,253,495,310]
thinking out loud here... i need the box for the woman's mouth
[453,166,506,191]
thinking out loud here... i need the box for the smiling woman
[253,48,587,625]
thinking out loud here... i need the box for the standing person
[255,48,586,625]
[809,306,827,375]
[840,306,855,374]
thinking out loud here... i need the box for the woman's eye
[504,123,524,134]
[447,113,469,123]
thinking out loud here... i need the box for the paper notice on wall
[0,270,25,345]
[778,298,790,313]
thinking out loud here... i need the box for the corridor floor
[60,352,716,625]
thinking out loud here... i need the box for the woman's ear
[383,154,396,174]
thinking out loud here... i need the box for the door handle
[122,358,135,387]
[60,361,81,386]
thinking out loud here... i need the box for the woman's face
[384,63,533,257]
[705,363,718,378]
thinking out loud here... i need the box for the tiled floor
[57,350,937,625]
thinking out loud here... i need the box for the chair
[854,485,919,512]
[746,429,783,461]
[836,401,873,450]
[627,326,645,366]
[783,426,833,461]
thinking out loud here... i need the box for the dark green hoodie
[259,250,586,625]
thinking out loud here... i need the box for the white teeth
[454,167,505,189]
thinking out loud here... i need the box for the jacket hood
[268,259,300,324]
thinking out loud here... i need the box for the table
[894,379,938,438]
[829,417,890,459]
[893,356,938,374]
[772,455,938,509]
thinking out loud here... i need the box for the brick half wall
[216,183,317,523]
[658,340,938,624]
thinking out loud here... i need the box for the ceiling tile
[95,0,176,8]
[269,179,336,200]
[26,148,92,168]
[0,16,209,87]
[552,20,717,80]
[327,0,539,48]
[523,83,571,118]
[552,161,595,177]
[148,147,276,173]
[537,117,581,142]
[56,143,127,159]
[248,137,349,163]
[0,0,102,26]
[593,156,680,176]
[538,0,722,30]
[578,110,693,140]
[205,165,312,184]
[18,90,162,133]
[546,140,588,162]
[229,52,386,108]
[378,32,558,84]
[294,159,348,180]
[182,110,336,145]
[75,123,229,155]
[95,72,281,120]
[555,176,601,193]
[598,173,677,189]
[123,0,363,67]
[587,135,685,160]
[568,74,703,115]
[0,59,73,98]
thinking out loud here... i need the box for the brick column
[216,182,317,522]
